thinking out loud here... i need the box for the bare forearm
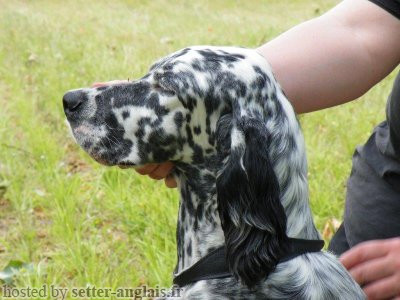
[257,0,400,114]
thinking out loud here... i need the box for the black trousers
[329,72,400,255]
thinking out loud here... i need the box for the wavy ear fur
[216,114,289,288]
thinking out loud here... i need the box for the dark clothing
[329,73,400,255]
[368,0,400,19]
[329,0,400,255]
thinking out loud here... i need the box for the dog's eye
[153,83,162,90]
[152,82,175,96]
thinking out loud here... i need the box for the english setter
[63,46,365,299]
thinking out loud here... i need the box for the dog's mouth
[89,153,138,169]
[71,131,139,169]
[117,162,137,169]
[91,154,113,166]
[67,122,133,168]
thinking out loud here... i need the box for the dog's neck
[173,155,320,274]
[174,161,225,274]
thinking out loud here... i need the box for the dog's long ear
[216,107,289,288]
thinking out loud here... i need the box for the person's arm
[258,0,400,113]
[340,238,400,299]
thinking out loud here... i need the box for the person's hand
[92,81,178,188]
[135,162,177,188]
[92,80,128,87]
[340,238,400,300]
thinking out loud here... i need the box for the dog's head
[63,47,246,167]
[64,46,290,287]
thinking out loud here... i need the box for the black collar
[173,237,324,287]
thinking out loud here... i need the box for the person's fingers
[363,275,400,300]
[165,174,177,188]
[92,82,106,87]
[348,256,393,285]
[340,240,391,270]
[148,162,174,180]
[136,164,159,175]
[91,80,128,88]
[135,163,176,187]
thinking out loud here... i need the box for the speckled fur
[64,46,365,299]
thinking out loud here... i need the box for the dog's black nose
[63,90,86,115]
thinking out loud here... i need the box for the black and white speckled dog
[63,46,365,299]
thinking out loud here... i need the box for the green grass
[0,0,398,295]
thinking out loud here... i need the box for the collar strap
[173,237,324,287]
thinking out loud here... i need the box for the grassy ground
[0,0,398,295]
